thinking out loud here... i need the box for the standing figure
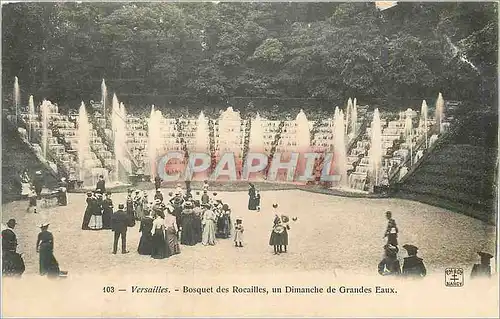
[111,204,130,254]
[89,192,103,230]
[401,244,426,278]
[36,223,61,278]
[185,180,192,198]
[254,190,261,212]
[378,244,401,276]
[180,201,197,246]
[193,200,203,243]
[234,218,244,247]
[384,211,398,247]
[81,192,95,230]
[201,204,217,246]
[101,193,114,230]
[151,211,168,259]
[33,171,43,199]
[248,183,257,210]
[57,178,68,206]
[471,251,493,279]
[137,210,154,255]
[201,190,210,205]
[126,190,135,227]
[27,188,38,214]
[2,219,25,277]
[164,206,181,256]
[269,207,285,255]
[154,175,162,190]
[96,175,106,193]
[202,180,209,192]
[134,191,145,220]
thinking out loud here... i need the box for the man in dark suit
[111,204,130,254]
[383,211,398,247]
[402,244,426,278]
[154,175,162,190]
[2,219,25,276]
[96,175,106,193]
[2,219,18,253]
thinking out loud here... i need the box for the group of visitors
[81,190,114,230]
[2,218,67,278]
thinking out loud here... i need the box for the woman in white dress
[201,204,216,246]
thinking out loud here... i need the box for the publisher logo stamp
[445,268,464,287]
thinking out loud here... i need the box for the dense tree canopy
[2,2,497,112]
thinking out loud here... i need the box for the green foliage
[2,2,497,109]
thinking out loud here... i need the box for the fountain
[194,111,210,153]
[419,100,428,148]
[14,76,20,123]
[40,100,53,160]
[404,111,413,164]
[77,101,91,182]
[101,79,107,119]
[28,95,35,141]
[369,108,383,186]
[345,98,352,134]
[295,109,310,151]
[435,92,444,133]
[333,107,348,187]
[218,107,242,157]
[351,98,358,137]
[249,112,265,153]
[111,94,131,182]
[147,105,163,178]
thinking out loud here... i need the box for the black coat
[1,229,17,252]
[402,256,426,278]
[96,180,106,192]
[111,210,130,232]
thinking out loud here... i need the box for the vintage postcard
[1,1,498,317]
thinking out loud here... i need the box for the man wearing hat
[201,190,210,205]
[402,244,426,278]
[154,189,164,203]
[2,219,25,276]
[154,175,162,190]
[111,204,131,254]
[471,252,493,278]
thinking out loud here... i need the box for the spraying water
[333,107,348,187]
[435,92,445,133]
[295,109,311,151]
[345,98,352,134]
[14,76,20,123]
[404,111,414,164]
[101,79,107,120]
[194,111,210,153]
[218,107,242,157]
[40,100,50,159]
[111,94,124,181]
[369,109,383,186]
[351,98,358,137]
[249,112,265,153]
[420,100,428,148]
[28,95,35,141]
[77,101,91,181]
[147,105,163,177]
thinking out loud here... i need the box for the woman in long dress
[137,210,154,255]
[193,200,203,243]
[36,223,60,277]
[201,204,217,246]
[150,211,168,259]
[164,206,181,256]
[81,192,95,230]
[101,193,114,230]
[248,183,256,210]
[180,202,197,246]
[280,215,291,253]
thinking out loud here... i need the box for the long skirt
[138,233,153,255]
[181,216,197,246]
[248,197,257,210]
[282,229,289,246]
[202,220,216,246]
[269,231,285,246]
[135,203,144,220]
[165,227,181,255]
[216,215,230,239]
[234,230,244,243]
[39,245,60,277]
[89,215,103,230]
[21,183,31,197]
[2,251,25,276]
[81,208,93,230]
[194,216,202,243]
[102,210,112,230]
[151,228,169,259]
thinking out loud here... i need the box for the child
[255,190,261,212]
[27,188,38,213]
[234,218,244,247]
